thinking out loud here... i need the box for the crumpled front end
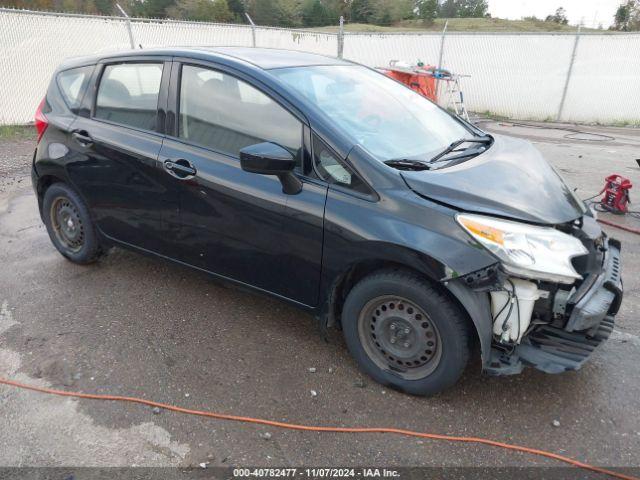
[463,215,624,376]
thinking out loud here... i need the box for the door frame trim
[88,56,173,136]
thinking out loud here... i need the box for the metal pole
[557,23,582,122]
[245,13,256,47]
[115,3,135,49]
[337,16,344,59]
[436,20,448,101]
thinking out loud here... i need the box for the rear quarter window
[56,66,93,111]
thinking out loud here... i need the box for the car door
[66,58,180,255]
[158,62,328,306]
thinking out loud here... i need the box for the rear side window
[57,66,93,111]
[95,63,163,131]
[178,65,302,158]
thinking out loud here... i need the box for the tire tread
[43,183,103,264]
[342,268,472,395]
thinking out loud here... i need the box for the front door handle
[164,159,197,179]
[71,130,93,147]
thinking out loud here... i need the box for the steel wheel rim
[50,196,84,253]
[357,295,442,380]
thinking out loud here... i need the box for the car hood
[401,134,585,225]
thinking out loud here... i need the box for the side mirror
[240,142,302,195]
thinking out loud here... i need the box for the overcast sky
[488,0,622,28]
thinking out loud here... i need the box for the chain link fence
[1,8,639,125]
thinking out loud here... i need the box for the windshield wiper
[385,135,493,172]
[455,115,487,137]
[384,158,431,171]
[427,145,489,170]
[429,136,492,163]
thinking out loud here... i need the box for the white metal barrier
[1,8,639,125]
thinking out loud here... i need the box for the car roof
[199,47,349,69]
[58,47,351,71]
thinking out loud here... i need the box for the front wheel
[342,271,471,396]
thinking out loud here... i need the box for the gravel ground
[0,122,639,474]
[0,133,33,195]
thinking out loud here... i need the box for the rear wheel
[43,183,102,264]
[342,270,471,396]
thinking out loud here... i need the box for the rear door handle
[164,159,197,179]
[71,130,93,147]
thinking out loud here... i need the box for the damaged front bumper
[486,237,623,376]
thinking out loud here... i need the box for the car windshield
[271,65,471,162]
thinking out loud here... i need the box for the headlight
[457,213,588,284]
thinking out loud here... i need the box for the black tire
[342,270,471,396]
[42,183,102,264]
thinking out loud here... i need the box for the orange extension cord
[0,377,638,480]
[598,218,640,235]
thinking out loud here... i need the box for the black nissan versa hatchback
[32,47,623,395]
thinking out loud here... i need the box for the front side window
[95,63,163,131]
[272,65,470,162]
[178,65,302,158]
[57,66,93,110]
[313,135,369,194]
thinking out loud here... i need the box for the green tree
[279,0,304,27]
[61,0,90,12]
[302,0,330,26]
[416,0,438,25]
[439,0,457,17]
[627,1,640,29]
[385,0,414,21]
[248,0,288,26]
[457,0,487,17]
[352,0,413,25]
[545,6,569,24]
[93,0,114,14]
[3,0,56,9]
[226,0,246,21]
[326,0,349,19]
[376,8,391,25]
[117,0,140,15]
[134,0,176,18]
[169,0,233,21]
[438,0,487,18]
[612,0,640,30]
[211,0,233,21]
[350,0,374,23]
[35,0,56,9]
[613,2,631,29]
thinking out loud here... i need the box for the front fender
[445,278,493,367]
[320,186,498,365]
[322,187,497,282]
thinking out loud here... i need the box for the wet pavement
[0,122,639,471]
